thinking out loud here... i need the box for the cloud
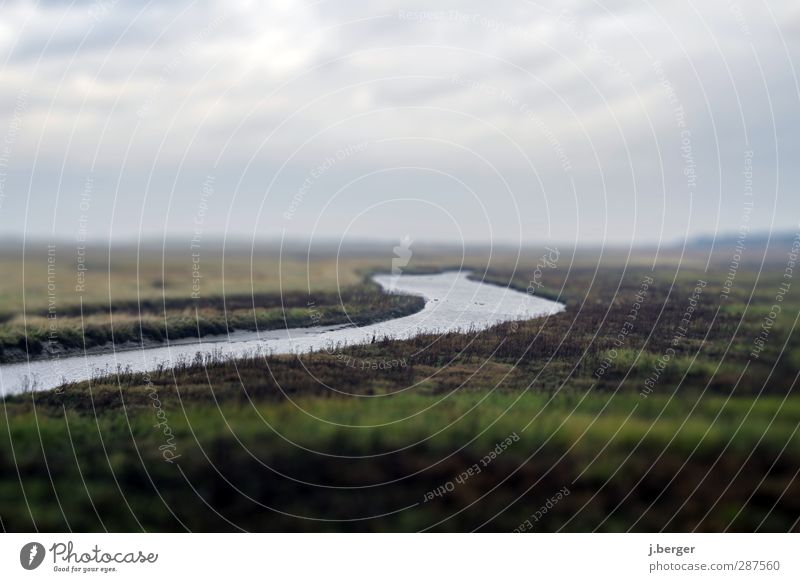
[0,0,798,244]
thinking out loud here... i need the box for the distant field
[2,242,799,531]
[0,241,541,361]
[0,244,427,361]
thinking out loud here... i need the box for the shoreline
[0,297,425,366]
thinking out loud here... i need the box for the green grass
[2,390,798,531]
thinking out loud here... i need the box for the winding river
[0,271,563,396]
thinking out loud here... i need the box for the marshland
[1,239,798,531]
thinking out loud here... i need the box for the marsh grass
[2,389,798,532]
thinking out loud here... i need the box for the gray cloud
[0,0,797,245]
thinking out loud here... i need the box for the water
[0,271,563,395]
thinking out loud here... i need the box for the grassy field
[0,243,424,362]
[1,240,799,531]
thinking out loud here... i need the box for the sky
[0,0,798,247]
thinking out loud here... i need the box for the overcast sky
[0,0,798,246]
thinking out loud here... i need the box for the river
[0,271,563,396]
